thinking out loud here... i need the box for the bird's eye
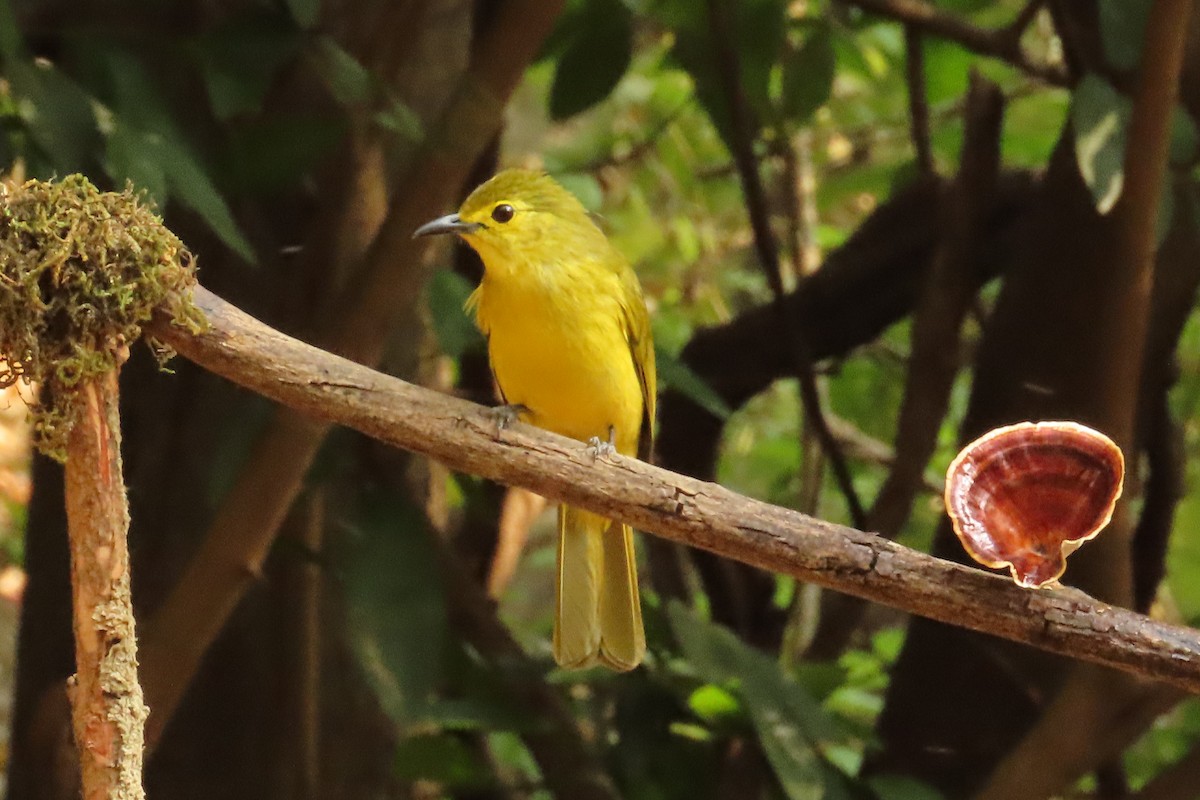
[491,203,515,223]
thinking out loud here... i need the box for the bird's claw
[586,427,618,461]
[485,403,529,432]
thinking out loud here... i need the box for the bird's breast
[475,272,643,453]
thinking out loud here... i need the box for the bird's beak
[413,213,482,239]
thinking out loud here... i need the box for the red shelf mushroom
[944,421,1125,588]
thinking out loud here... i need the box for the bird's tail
[553,505,645,671]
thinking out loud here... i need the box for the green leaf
[310,36,374,105]
[224,114,345,193]
[688,684,744,724]
[750,703,828,799]
[99,48,256,259]
[1171,107,1199,167]
[7,60,100,174]
[1098,0,1151,72]
[868,774,947,800]
[736,0,788,119]
[418,696,540,733]
[780,24,835,123]
[657,0,786,145]
[105,121,168,203]
[922,39,972,107]
[194,16,300,119]
[345,496,447,724]
[655,347,733,419]
[393,733,490,788]
[286,0,321,29]
[374,98,423,141]
[549,0,633,119]
[1072,73,1130,215]
[156,136,256,261]
[555,172,604,212]
[668,603,851,800]
[0,0,21,58]
[427,271,485,359]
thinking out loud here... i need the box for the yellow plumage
[416,169,655,671]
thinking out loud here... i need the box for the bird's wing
[619,269,656,463]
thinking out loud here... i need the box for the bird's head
[414,169,605,269]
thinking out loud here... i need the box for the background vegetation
[2,0,1199,797]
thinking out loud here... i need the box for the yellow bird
[416,169,655,671]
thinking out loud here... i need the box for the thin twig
[63,365,147,800]
[839,0,1068,85]
[148,285,1200,694]
[904,25,934,176]
[704,0,868,528]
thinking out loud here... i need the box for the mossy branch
[0,177,203,459]
[0,176,198,798]
[149,285,1200,694]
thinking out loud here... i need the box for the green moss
[0,175,204,460]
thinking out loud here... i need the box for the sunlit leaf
[1072,73,1129,215]
[688,684,743,723]
[922,39,971,106]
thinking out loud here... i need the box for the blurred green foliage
[5,0,1200,796]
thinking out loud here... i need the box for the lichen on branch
[0,175,204,459]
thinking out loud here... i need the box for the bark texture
[63,372,147,800]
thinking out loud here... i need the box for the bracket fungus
[944,421,1125,588]
[0,175,203,459]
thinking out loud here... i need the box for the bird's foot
[586,426,618,461]
[485,403,529,432]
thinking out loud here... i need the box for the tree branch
[962,5,1198,796]
[705,0,867,528]
[133,0,563,754]
[807,73,1004,658]
[839,0,1068,85]
[904,25,934,176]
[63,366,147,800]
[146,285,1200,694]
